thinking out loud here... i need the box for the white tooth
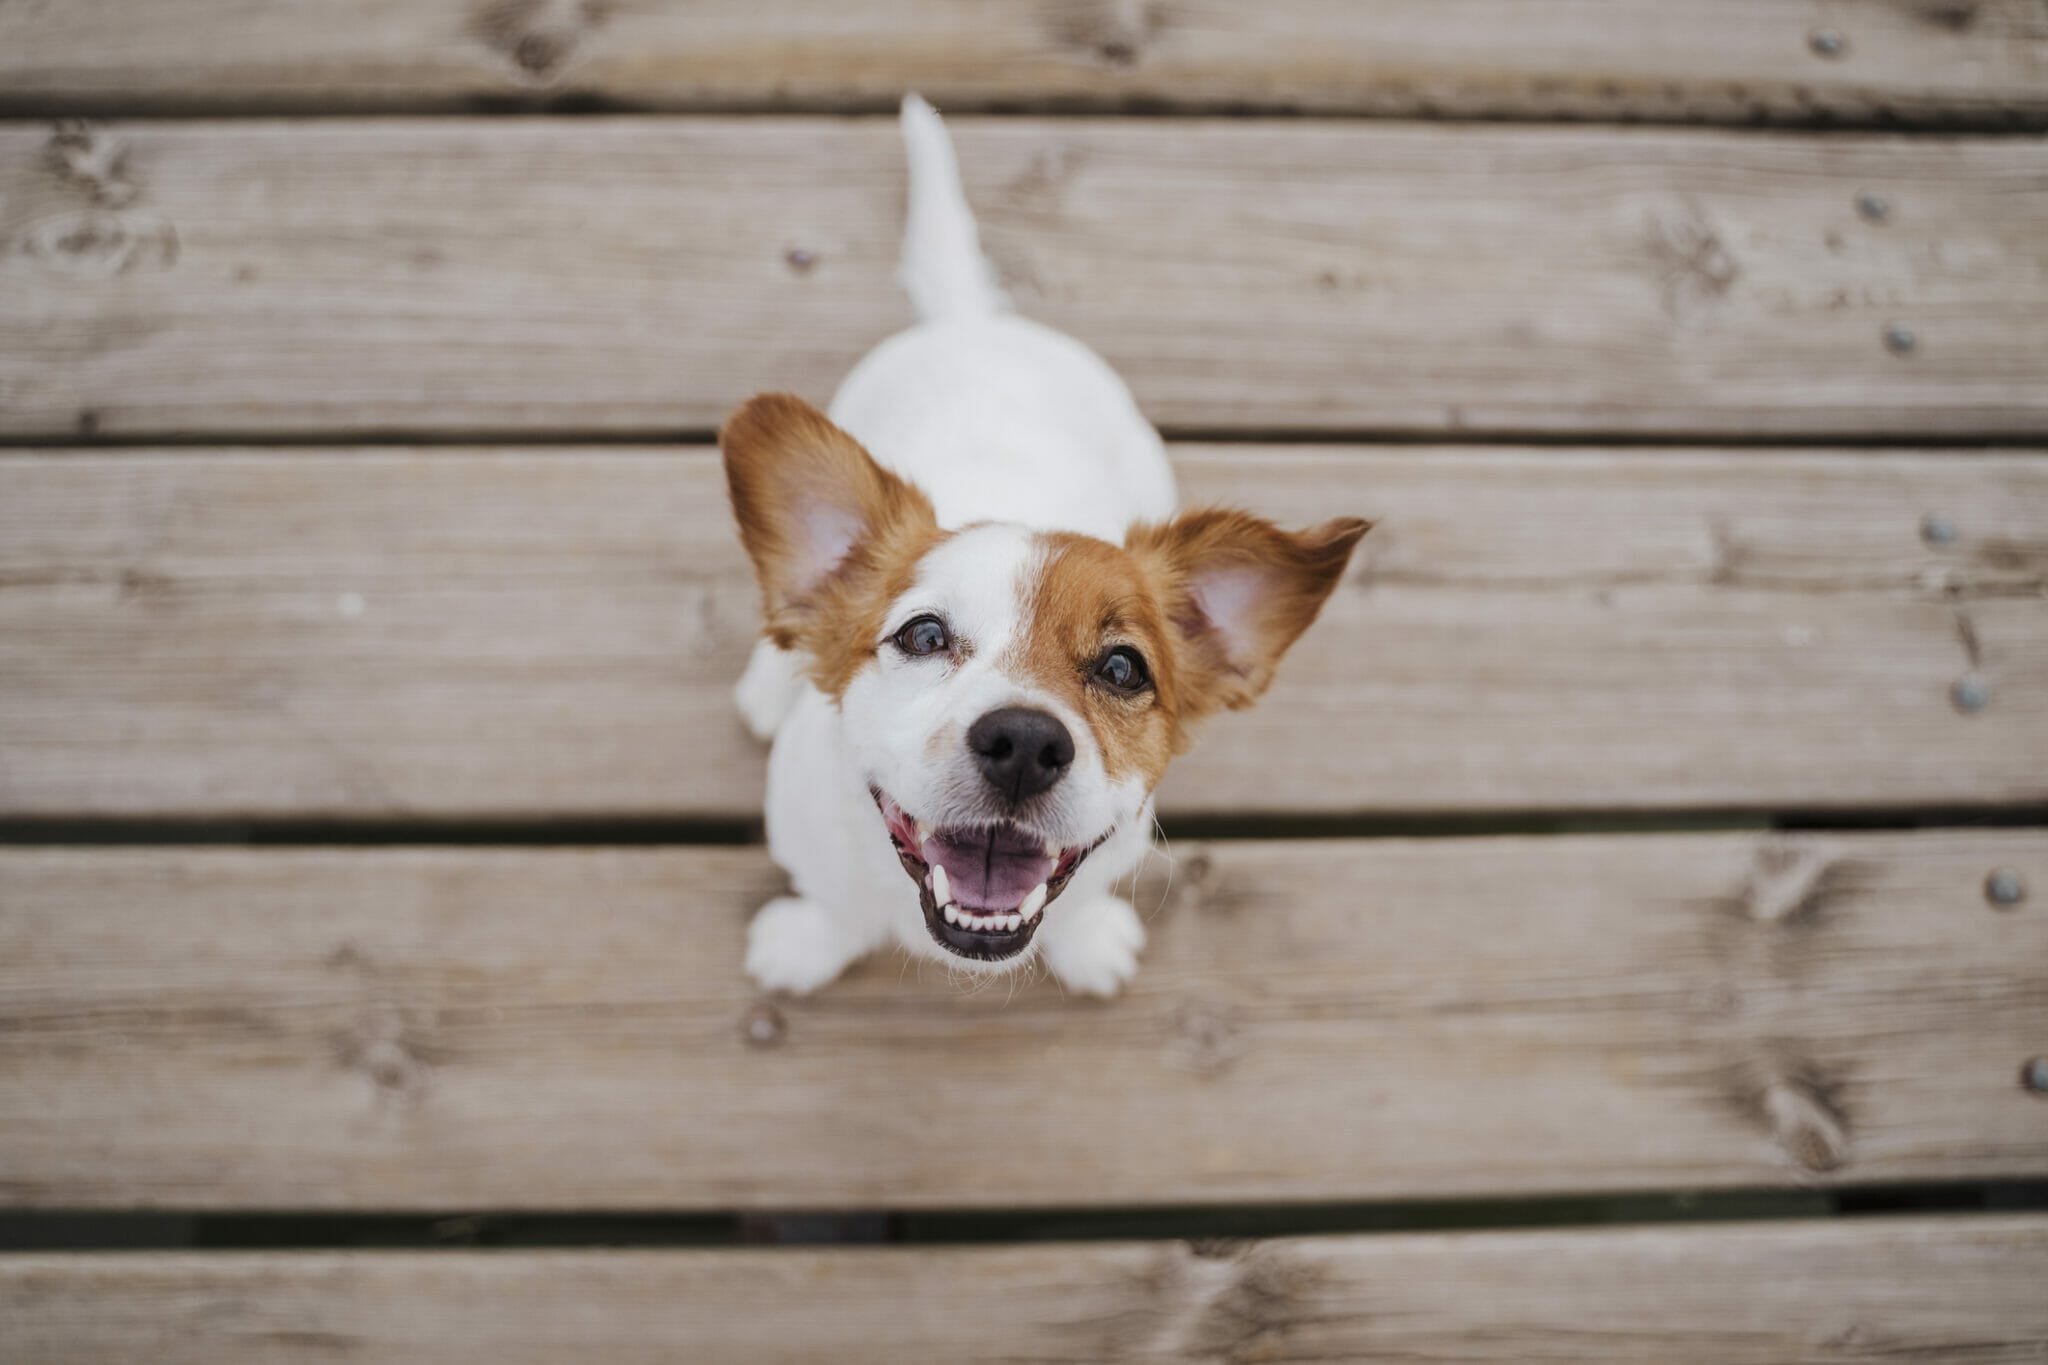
[915,820,933,843]
[1018,882,1049,922]
[1045,837,1062,859]
[1004,914,1022,931]
[929,864,950,908]
[943,903,961,925]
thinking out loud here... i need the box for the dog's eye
[1094,646,1150,693]
[894,614,951,657]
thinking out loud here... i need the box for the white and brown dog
[723,97,1367,996]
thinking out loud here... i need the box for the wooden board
[2,833,2042,1210]
[4,447,2044,821]
[6,1218,2048,1362]
[2,1,2045,126]
[4,120,2047,440]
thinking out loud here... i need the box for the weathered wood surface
[7,1218,2048,1363]
[2,834,2042,1210]
[4,447,2043,821]
[5,120,2047,440]
[2,1,2045,126]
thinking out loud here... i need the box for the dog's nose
[968,707,1074,801]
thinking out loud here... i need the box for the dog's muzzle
[872,788,1105,961]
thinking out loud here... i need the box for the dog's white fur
[736,96,1174,996]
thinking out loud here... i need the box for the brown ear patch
[1126,509,1370,719]
[721,392,945,696]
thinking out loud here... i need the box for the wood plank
[4,119,2046,440]
[4,447,2045,821]
[2,1,2044,126]
[7,1218,2048,1362]
[1,833,2042,1210]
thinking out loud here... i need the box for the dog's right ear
[721,393,938,651]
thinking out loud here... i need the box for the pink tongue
[925,827,1056,911]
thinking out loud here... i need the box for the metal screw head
[783,247,816,274]
[1809,28,1846,57]
[2024,1057,2048,1095]
[1985,869,2027,908]
[1856,192,1890,223]
[1951,674,1990,713]
[1920,515,1957,545]
[740,1003,786,1047]
[1884,323,1917,354]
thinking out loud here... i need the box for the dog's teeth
[942,903,961,925]
[1004,914,1022,931]
[1018,882,1048,921]
[914,819,933,843]
[1044,837,1062,859]
[929,863,950,908]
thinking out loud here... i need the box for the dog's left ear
[721,392,938,650]
[1129,508,1370,717]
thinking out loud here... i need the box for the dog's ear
[1128,508,1370,718]
[721,393,938,651]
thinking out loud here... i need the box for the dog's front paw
[1040,895,1147,998]
[745,896,861,995]
[734,639,803,742]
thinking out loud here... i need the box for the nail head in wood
[1856,192,1890,223]
[741,1003,786,1047]
[1984,869,2026,908]
[2024,1057,2048,1095]
[1951,675,1989,713]
[1884,323,1917,355]
[1808,29,1846,57]
[783,247,816,274]
[1920,515,1957,546]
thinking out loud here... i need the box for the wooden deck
[2,4,2045,1360]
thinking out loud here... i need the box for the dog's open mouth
[872,788,1102,961]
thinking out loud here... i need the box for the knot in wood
[360,1038,418,1093]
[45,120,139,207]
[24,210,179,279]
[1741,843,1836,925]
[471,0,601,82]
[1763,1077,1849,1172]
[1170,1001,1244,1075]
[1050,0,1157,69]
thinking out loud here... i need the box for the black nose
[967,707,1074,801]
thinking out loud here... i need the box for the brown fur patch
[721,393,946,697]
[1014,533,1182,787]
[1012,510,1368,787]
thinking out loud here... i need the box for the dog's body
[727,98,1365,996]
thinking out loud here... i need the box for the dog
[722,96,1369,996]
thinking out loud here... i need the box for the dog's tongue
[924,826,1057,911]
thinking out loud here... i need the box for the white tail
[898,94,1007,322]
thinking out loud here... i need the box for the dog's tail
[898,93,1007,322]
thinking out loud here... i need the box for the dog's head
[723,394,1368,967]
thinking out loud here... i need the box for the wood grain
[3,447,2044,821]
[6,1218,2048,1362]
[4,119,2047,440]
[2,1,2044,125]
[2,834,2042,1210]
